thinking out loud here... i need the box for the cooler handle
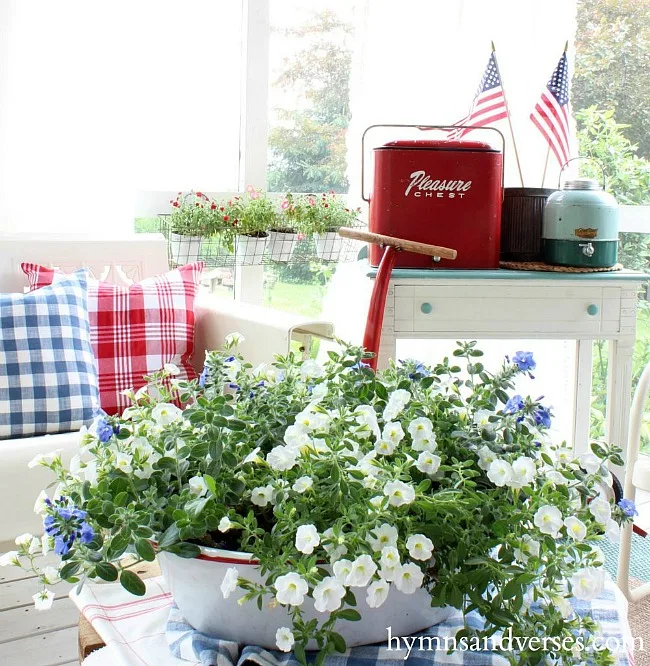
[559,156,607,190]
[361,124,506,202]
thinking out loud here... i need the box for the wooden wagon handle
[338,227,457,260]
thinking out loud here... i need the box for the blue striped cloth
[166,584,633,666]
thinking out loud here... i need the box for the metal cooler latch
[579,242,595,258]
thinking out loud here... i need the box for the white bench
[0,233,334,542]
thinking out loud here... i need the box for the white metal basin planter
[158,547,453,650]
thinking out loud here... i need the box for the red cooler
[365,128,504,269]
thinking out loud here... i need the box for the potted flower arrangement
[293,192,360,261]
[225,187,276,265]
[3,339,633,665]
[266,192,300,262]
[167,191,218,263]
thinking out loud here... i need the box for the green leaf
[135,538,156,562]
[95,562,119,582]
[167,542,201,558]
[336,609,361,621]
[374,383,388,400]
[501,578,521,600]
[106,532,130,560]
[227,419,247,431]
[343,589,357,606]
[330,632,347,653]
[157,523,180,548]
[203,474,217,495]
[120,569,146,596]
[60,561,81,580]
[293,643,307,666]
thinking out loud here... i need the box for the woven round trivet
[500,261,624,273]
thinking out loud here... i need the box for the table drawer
[393,285,620,335]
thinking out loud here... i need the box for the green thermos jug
[542,160,619,268]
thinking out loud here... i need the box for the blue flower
[534,406,552,428]
[504,394,524,414]
[224,356,236,363]
[79,522,95,544]
[54,535,73,556]
[43,515,59,535]
[199,366,209,388]
[512,351,536,372]
[228,383,241,392]
[618,499,638,517]
[96,418,114,443]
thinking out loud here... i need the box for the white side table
[372,268,648,457]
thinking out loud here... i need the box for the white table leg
[606,338,635,476]
[573,339,594,455]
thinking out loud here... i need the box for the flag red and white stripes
[448,52,508,140]
[530,51,571,167]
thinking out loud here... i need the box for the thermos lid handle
[361,124,506,202]
[559,157,607,191]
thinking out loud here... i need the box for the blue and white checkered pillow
[0,271,100,439]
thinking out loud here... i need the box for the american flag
[447,52,508,140]
[530,51,571,166]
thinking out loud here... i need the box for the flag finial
[491,40,496,52]
[564,40,568,52]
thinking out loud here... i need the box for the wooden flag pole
[491,41,524,187]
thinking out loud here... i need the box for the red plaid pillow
[21,262,204,415]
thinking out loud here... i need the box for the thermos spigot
[579,242,595,257]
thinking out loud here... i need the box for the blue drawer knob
[587,304,599,316]
[420,302,433,314]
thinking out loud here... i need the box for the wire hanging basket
[159,216,366,268]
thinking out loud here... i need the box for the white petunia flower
[556,446,575,467]
[15,533,35,548]
[380,546,401,570]
[408,417,434,440]
[369,495,385,509]
[375,439,397,456]
[383,481,416,507]
[275,627,295,652]
[310,382,328,402]
[605,519,620,542]
[134,463,154,480]
[295,407,330,433]
[313,576,346,613]
[546,471,569,486]
[295,524,320,555]
[28,450,62,469]
[243,447,262,464]
[415,451,441,475]
[347,554,378,587]
[33,490,50,515]
[274,572,308,606]
[292,476,313,493]
[534,505,564,538]
[322,528,347,562]
[477,445,497,471]
[218,517,233,533]
[379,564,398,582]
[589,496,612,525]
[0,551,20,567]
[188,476,208,497]
[225,332,245,347]
[382,422,405,445]
[513,535,540,564]
[41,535,52,556]
[300,359,324,380]
[564,516,587,542]
[406,534,434,561]
[83,461,100,485]
[366,523,399,551]
[570,567,605,601]
[266,445,299,472]
[220,567,239,599]
[151,403,182,426]
[283,424,312,452]
[163,363,180,376]
[333,558,353,585]
[382,389,411,421]
[366,578,390,608]
[354,405,381,440]
[251,485,274,507]
[487,460,513,487]
[394,563,424,594]
[411,434,438,453]
[579,453,601,475]
[114,452,133,474]
[473,410,493,428]
[40,566,59,585]
[32,589,55,611]
[510,457,536,489]
[552,595,574,619]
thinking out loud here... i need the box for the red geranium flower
[223,215,229,221]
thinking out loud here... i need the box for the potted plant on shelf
[3,338,633,665]
[228,186,275,265]
[267,193,300,262]
[296,192,360,261]
[167,191,216,264]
